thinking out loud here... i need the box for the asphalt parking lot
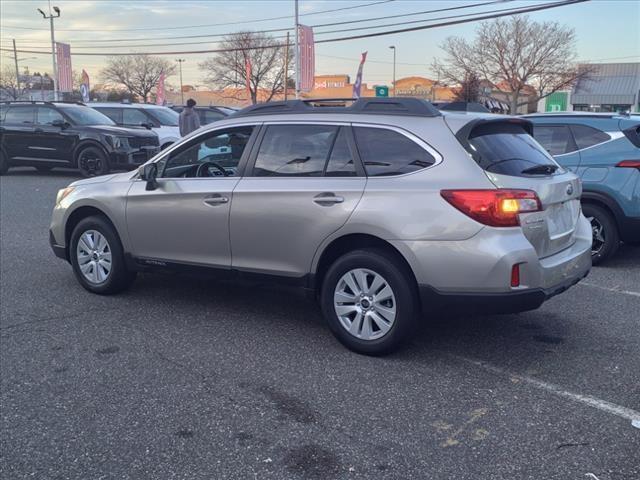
[1,168,639,480]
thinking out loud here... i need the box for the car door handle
[313,193,344,206]
[203,194,229,206]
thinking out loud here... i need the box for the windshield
[467,123,561,177]
[58,105,115,126]
[145,107,179,126]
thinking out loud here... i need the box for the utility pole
[294,0,300,99]
[176,59,186,105]
[389,45,396,97]
[284,32,290,101]
[37,5,60,101]
[12,39,20,97]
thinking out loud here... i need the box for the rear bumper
[419,267,589,315]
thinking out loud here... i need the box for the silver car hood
[70,171,133,187]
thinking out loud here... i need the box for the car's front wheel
[77,146,110,178]
[70,216,136,294]
[321,249,418,355]
[583,203,619,265]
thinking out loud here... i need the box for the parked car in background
[0,101,160,177]
[171,105,238,125]
[89,103,180,149]
[49,98,591,355]
[527,112,640,264]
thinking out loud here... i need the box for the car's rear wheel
[70,216,136,294]
[0,150,9,175]
[321,249,418,355]
[583,203,619,265]
[77,146,110,178]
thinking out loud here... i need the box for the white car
[89,103,180,149]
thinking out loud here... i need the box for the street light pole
[389,46,396,97]
[176,59,186,105]
[12,39,20,97]
[294,0,300,99]
[37,5,60,101]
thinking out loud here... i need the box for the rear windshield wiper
[521,164,558,175]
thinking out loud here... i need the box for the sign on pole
[352,52,367,98]
[155,73,165,105]
[80,69,90,102]
[298,24,315,93]
[55,42,72,93]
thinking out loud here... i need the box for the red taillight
[616,160,640,169]
[440,189,542,227]
[511,264,521,287]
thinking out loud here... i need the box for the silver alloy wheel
[76,230,112,284]
[334,268,397,341]
[586,216,605,256]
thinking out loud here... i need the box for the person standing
[179,98,201,136]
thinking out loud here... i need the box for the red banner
[55,42,72,92]
[298,25,315,92]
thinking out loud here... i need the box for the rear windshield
[467,123,560,176]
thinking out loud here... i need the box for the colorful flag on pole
[352,52,368,98]
[298,24,315,92]
[55,42,73,92]
[80,69,90,102]
[155,73,165,105]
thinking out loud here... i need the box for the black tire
[320,248,419,355]
[582,203,619,265]
[76,146,110,178]
[0,150,9,175]
[36,165,53,173]
[70,215,136,294]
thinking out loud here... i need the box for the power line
[0,0,394,32]
[1,0,588,57]
[1,0,510,45]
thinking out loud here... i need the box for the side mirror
[140,122,153,130]
[139,163,159,191]
[52,119,67,128]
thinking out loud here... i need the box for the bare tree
[199,31,290,104]
[433,16,591,113]
[0,66,26,100]
[101,54,175,102]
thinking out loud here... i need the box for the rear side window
[253,125,339,177]
[623,124,640,148]
[533,125,577,155]
[570,125,610,150]
[95,107,122,124]
[466,123,558,176]
[4,106,34,124]
[354,127,435,176]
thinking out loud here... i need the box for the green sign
[375,86,389,97]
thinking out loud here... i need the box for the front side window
[533,125,577,156]
[123,108,150,126]
[146,107,179,126]
[253,125,338,177]
[161,126,254,178]
[57,105,114,125]
[570,124,610,150]
[3,106,34,124]
[204,110,225,124]
[353,127,435,176]
[36,107,64,125]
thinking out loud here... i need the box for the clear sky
[1,0,638,88]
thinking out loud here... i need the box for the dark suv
[0,101,160,177]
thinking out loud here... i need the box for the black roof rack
[232,97,441,118]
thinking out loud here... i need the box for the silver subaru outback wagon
[49,98,592,355]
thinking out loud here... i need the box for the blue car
[526,112,640,264]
